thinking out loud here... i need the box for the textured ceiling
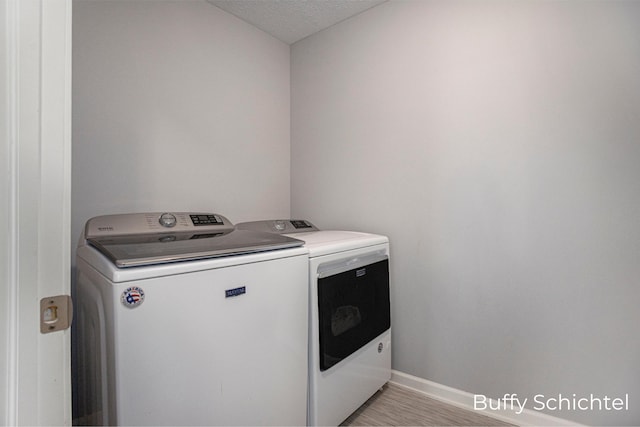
[207,0,387,44]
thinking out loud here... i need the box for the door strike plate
[40,295,73,334]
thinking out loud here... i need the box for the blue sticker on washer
[121,286,145,308]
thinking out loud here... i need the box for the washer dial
[158,212,177,228]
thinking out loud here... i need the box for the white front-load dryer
[236,220,392,426]
[75,212,309,426]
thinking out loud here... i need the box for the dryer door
[317,256,390,371]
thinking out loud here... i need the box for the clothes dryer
[75,212,309,426]
[236,220,392,426]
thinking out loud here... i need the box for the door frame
[1,0,72,424]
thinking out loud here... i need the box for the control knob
[159,213,177,228]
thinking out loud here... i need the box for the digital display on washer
[190,214,224,226]
[290,220,313,229]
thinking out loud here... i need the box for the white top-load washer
[236,220,392,426]
[75,212,309,426]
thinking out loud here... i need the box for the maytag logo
[356,268,366,277]
[98,226,114,231]
[225,286,246,298]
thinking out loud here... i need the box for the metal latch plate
[40,295,73,334]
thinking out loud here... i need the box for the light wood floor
[341,383,514,426]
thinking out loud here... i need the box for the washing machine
[75,212,309,426]
[236,220,392,426]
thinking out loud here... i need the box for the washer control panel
[85,212,234,238]
[236,219,319,234]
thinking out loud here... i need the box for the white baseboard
[390,370,583,426]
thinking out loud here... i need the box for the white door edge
[1,0,72,425]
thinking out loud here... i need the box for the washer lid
[88,229,304,268]
[83,212,304,268]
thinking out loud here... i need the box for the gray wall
[291,1,640,425]
[73,0,291,252]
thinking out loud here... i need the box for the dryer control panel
[236,219,319,234]
[85,212,234,238]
